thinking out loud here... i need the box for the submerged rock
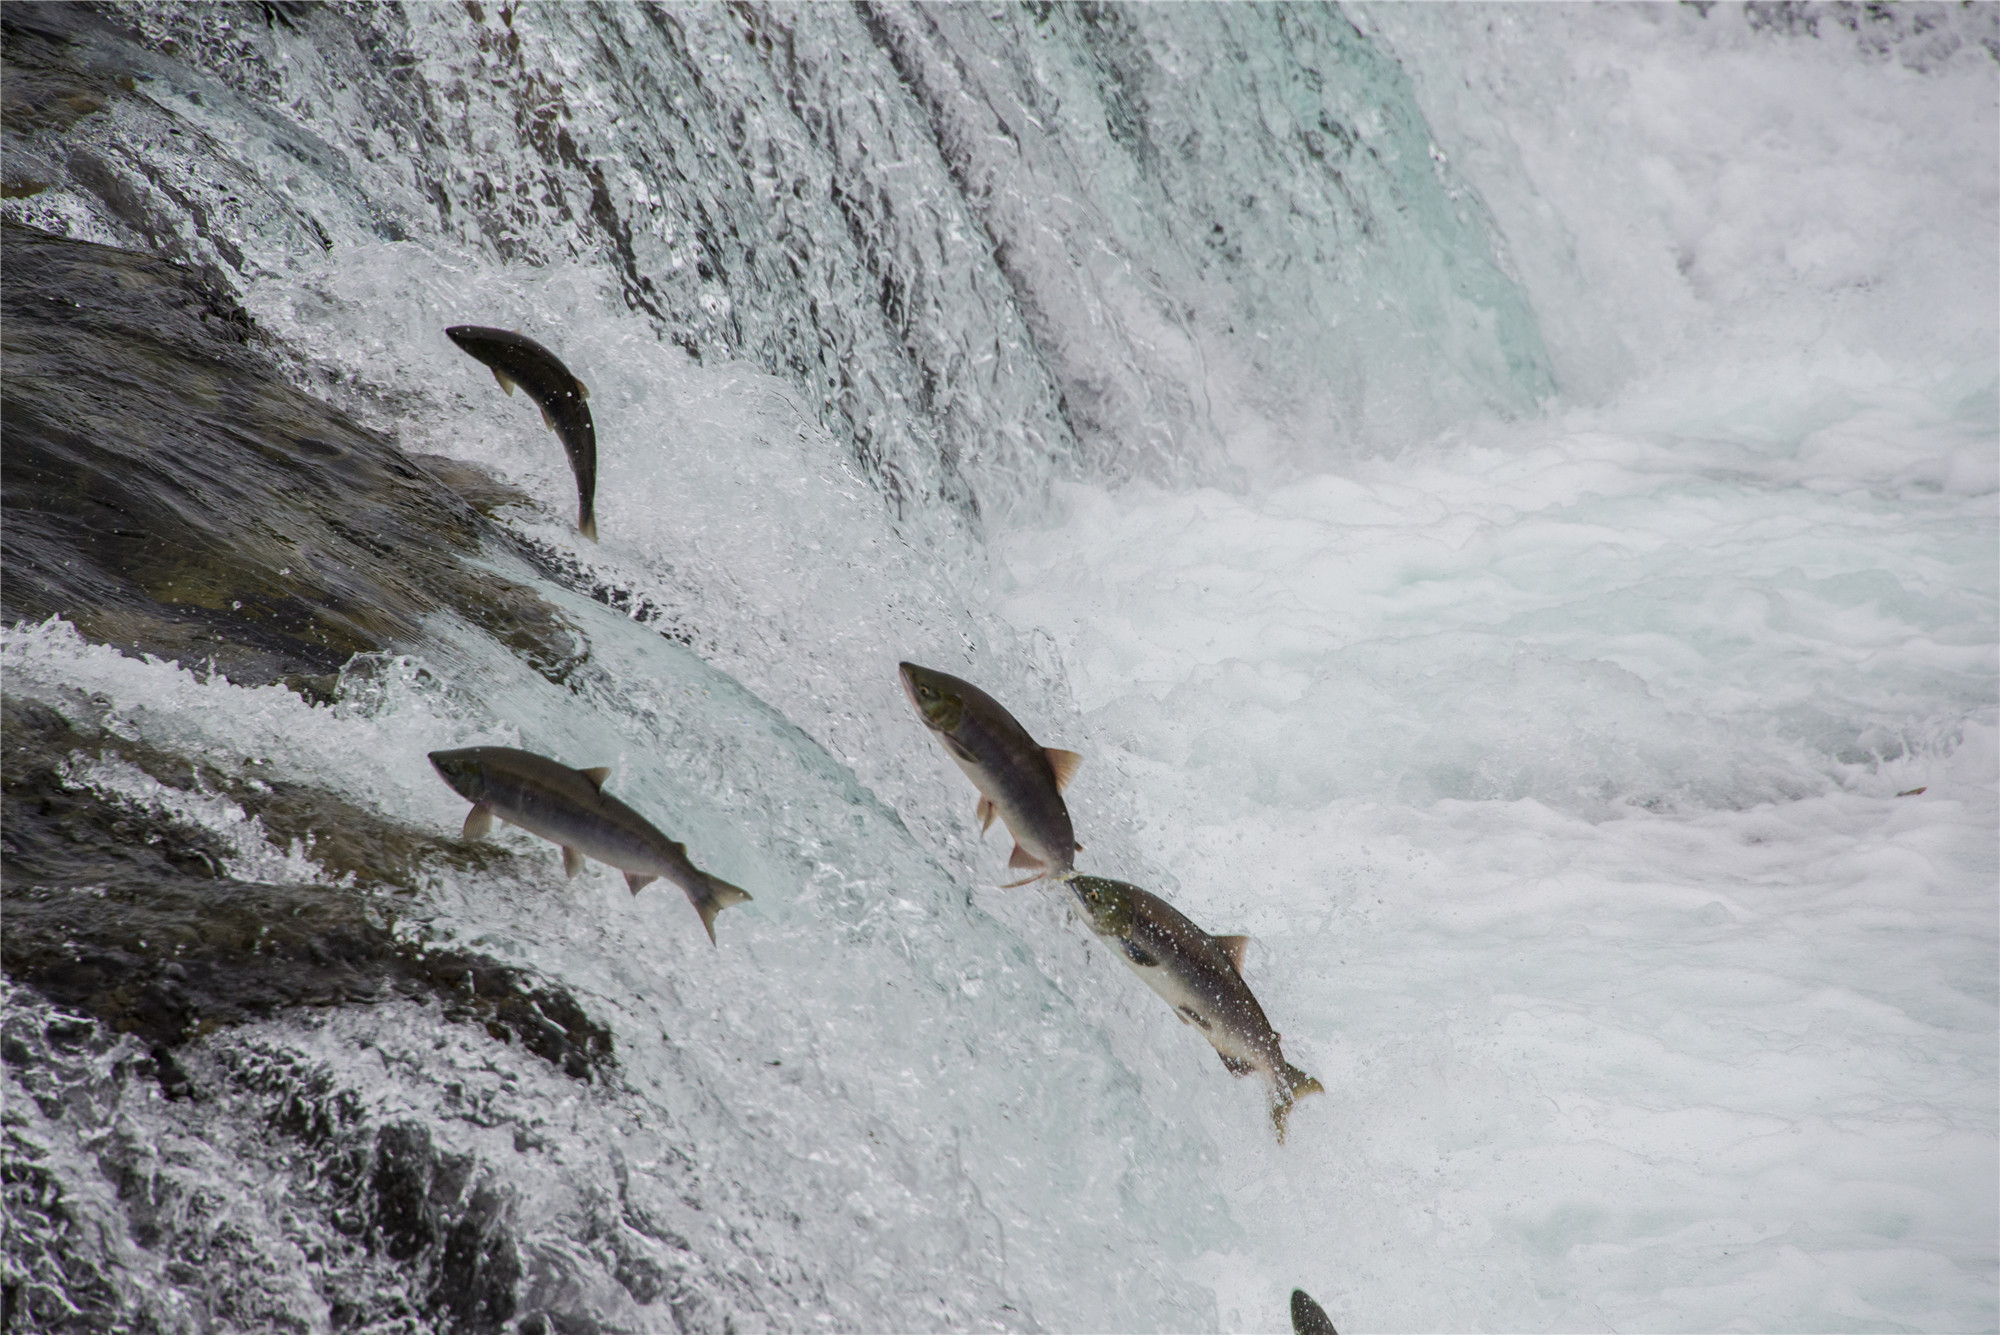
[0,989,700,1335]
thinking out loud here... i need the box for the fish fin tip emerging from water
[1045,748,1083,791]
[975,796,996,833]
[462,803,493,840]
[491,367,516,396]
[1214,934,1252,973]
[625,873,656,895]
[577,766,611,789]
[1008,843,1043,871]
[561,844,585,878]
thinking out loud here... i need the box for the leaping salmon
[445,325,598,541]
[1291,1288,1339,1335]
[1065,874,1322,1142]
[899,662,1081,883]
[429,746,750,943]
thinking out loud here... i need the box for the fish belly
[1124,945,1269,1073]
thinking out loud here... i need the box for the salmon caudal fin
[1270,1063,1325,1144]
[695,874,753,945]
[578,510,599,543]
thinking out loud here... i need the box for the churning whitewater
[2,4,1994,1333]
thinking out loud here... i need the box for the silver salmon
[429,745,750,943]
[1066,874,1322,1142]
[444,325,598,541]
[899,662,1081,883]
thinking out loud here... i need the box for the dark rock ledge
[0,217,647,1335]
[1,221,615,1088]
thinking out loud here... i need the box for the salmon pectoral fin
[540,406,555,431]
[561,845,585,878]
[1008,843,1043,871]
[462,803,494,840]
[491,367,516,396]
[625,873,657,895]
[1213,934,1251,973]
[1218,1051,1257,1077]
[1044,748,1083,791]
[975,796,996,833]
[577,765,611,790]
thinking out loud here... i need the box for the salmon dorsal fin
[575,377,590,400]
[1213,934,1251,973]
[577,766,611,790]
[1045,748,1083,791]
[491,366,516,396]
[540,405,555,431]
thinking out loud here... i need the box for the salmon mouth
[896,662,934,726]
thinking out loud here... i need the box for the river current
[2,4,1995,1332]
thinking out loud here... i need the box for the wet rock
[2,693,616,1085]
[0,5,142,138]
[0,220,585,698]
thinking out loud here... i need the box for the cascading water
[3,4,1994,1333]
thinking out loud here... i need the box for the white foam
[990,11,1996,1327]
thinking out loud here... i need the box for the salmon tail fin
[695,874,753,945]
[1270,1064,1324,1144]
[578,509,598,542]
